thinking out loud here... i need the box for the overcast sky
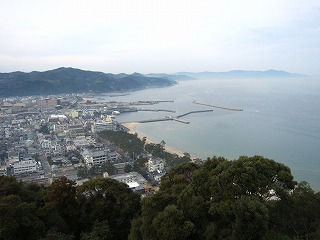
[1,0,319,75]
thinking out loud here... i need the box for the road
[39,152,52,175]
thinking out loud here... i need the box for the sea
[94,77,320,191]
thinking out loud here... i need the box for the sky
[0,0,319,75]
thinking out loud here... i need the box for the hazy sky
[1,0,319,75]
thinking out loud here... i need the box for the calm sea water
[97,78,320,190]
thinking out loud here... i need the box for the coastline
[121,122,187,158]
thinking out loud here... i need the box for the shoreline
[121,122,189,158]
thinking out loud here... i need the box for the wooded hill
[0,67,176,97]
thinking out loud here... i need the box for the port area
[192,100,243,111]
[78,99,176,114]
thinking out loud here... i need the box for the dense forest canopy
[0,156,319,240]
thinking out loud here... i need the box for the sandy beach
[122,122,187,157]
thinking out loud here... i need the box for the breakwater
[138,118,171,123]
[123,109,214,125]
[131,100,174,105]
[137,117,190,124]
[176,109,213,118]
[192,100,243,111]
[136,108,176,113]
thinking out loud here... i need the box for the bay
[98,78,320,190]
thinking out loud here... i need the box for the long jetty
[172,118,190,124]
[138,117,190,124]
[138,118,171,123]
[130,100,174,105]
[136,108,176,113]
[192,100,243,111]
[176,109,213,118]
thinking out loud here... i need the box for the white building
[91,120,116,133]
[13,160,37,175]
[82,149,120,165]
[53,123,69,133]
[108,171,148,190]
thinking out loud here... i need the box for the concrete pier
[172,118,190,124]
[192,100,243,111]
[138,118,171,123]
[176,109,213,118]
[137,108,176,113]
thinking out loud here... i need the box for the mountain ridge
[0,67,176,97]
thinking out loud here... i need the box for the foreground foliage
[0,156,319,240]
[0,176,140,240]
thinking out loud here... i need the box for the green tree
[40,228,74,240]
[160,162,199,197]
[0,176,24,197]
[152,204,194,240]
[80,220,112,240]
[0,195,21,240]
[101,163,117,175]
[288,181,320,239]
[77,178,141,239]
[41,177,79,235]
[0,191,45,240]
[77,166,88,179]
[39,123,50,134]
[98,130,145,156]
[132,156,298,240]
[232,196,269,240]
[124,164,133,173]
[130,191,175,240]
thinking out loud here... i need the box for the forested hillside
[0,67,176,97]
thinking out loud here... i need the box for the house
[41,139,53,149]
[147,157,165,173]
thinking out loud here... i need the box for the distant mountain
[145,73,196,81]
[175,69,308,79]
[0,67,176,97]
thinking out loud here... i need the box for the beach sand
[122,122,187,157]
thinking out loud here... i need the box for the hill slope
[0,67,176,97]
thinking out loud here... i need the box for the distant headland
[173,69,308,79]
